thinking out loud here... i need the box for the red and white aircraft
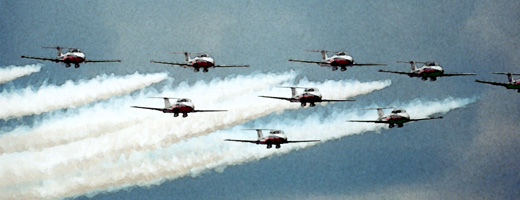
[224,129,320,149]
[347,107,443,128]
[21,46,121,68]
[288,50,386,71]
[131,97,226,118]
[150,52,249,72]
[475,72,520,92]
[259,86,355,107]
[378,61,476,81]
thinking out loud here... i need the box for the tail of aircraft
[397,61,422,71]
[364,107,393,118]
[183,52,190,62]
[255,129,263,139]
[278,86,306,97]
[150,97,178,108]
[242,129,273,139]
[494,72,520,83]
[42,46,66,56]
[305,50,333,61]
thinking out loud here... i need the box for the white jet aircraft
[378,61,476,81]
[225,129,320,149]
[259,86,355,107]
[347,107,443,128]
[150,52,249,72]
[289,50,386,71]
[131,97,226,118]
[21,46,121,68]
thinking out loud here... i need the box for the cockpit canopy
[198,54,209,58]
[335,51,350,56]
[391,109,405,114]
[177,98,192,103]
[270,130,283,134]
[426,62,439,66]
[69,48,82,53]
[304,88,318,92]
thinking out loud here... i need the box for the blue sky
[1,0,519,199]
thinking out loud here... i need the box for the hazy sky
[1,0,519,199]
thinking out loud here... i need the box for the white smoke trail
[0,72,168,120]
[0,72,392,198]
[0,97,475,199]
[0,64,42,84]
[0,71,298,153]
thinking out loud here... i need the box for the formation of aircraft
[224,129,320,149]
[347,107,443,128]
[259,86,355,107]
[150,52,249,72]
[19,47,504,150]
[20,46,121,68]
[379,61,477,81]
[131,97,226,118]
[288,50,387,71]
[475,72,520,92]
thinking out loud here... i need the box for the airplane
[378,61,476,81]
[224,129,320,149]
[347,107,443,128]
[259,86,355,107]
[21,46,121,68]
[475,72,520,92]
[288,50,387,71]
[131,97,227,117]
[150,52,249,72]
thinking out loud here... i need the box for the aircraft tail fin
[242,129,273,139]
[278,86,306,97]
[397,61,419,71]
[150,97,179,108]
[364,107,394,118]
[493,72,520,83]
[376,108,384,118]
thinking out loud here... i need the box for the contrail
[0,72,168,120]
[0,64,42,84]
[0,71,298,153]
[0,97,475,199]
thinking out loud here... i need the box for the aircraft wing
[131,106,166,112]
[286,140,320,143]
[321,99,356,102]
[475,80,510,87]
[409,116,443,122]
[258,96,294,102]
[150,60,189,66]
[85,59,121,63]
[378,69,414,75]
[21,56,60,62]
[353,63,387,66]
[213,64,250,68]
[224,139,259,144]
[192,109,227,113]
[288,59,326,65]
[347,120,389,124]
[439,73,477,77]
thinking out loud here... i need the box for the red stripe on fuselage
[63,56,85,63]
[191,61,214,68]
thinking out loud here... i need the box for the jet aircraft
[150,52,249,72]
[21,46,121,68]
[131,97,226,117]
[259,86,355,107]
[475,72,520,92]
[347,107,443,128]
[224,129,320,149]
[288,50,386,71]
[378,61,476,81]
